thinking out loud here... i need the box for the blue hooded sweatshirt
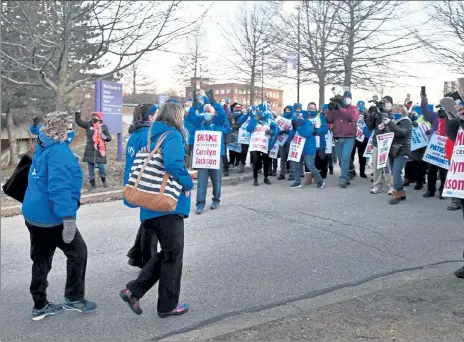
[307,110,329,150]
[186,102,227,156]
[139,122,194,221]
[295,111,317,155]
[124,123,151,207]
[22,131,83,226]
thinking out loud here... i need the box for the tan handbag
[124,132,183,212]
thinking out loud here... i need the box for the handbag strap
[133,131,169,189]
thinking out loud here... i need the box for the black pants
[327,154,334,171]
[279,142,291,176]
[315,151,329,179]
[240,144,249,165]
[271,158,277,172]
[127,223,158,267]
[26,221,87,309]
[222,140,229,171]
[405,160,427,185]
[229,151,240,166]
[427,164,447,194]
[127,214,184,313]
[350,139,368,175]
[251,151,270,180]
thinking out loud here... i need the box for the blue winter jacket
[295,112,317,155]
[186,102,227,156]
[184,119,196,146]
[246,113,279,151]
[140,122,194,221]
[308,111,329,150]
[22,131,83,226]
[124,123,150,207]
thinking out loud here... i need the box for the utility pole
[297,5,301,103]
[261,48,264,103]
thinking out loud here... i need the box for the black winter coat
[76,113,112,164]
[365,110,393,147]
[386,117,412,157]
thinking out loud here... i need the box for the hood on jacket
[38,131,61,147]
[293,103,303,111]
[150,122,182,143]
[283,105,294,119]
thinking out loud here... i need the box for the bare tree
[221,3,272,105]
[269,0,342,107]
[413,1,464,75]
[1,0,208,111]
[333,0,420,90]
[123,60,157,95]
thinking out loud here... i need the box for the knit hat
[343,91,352,98]
[42,111,73,141]
[383,95,393,104]
[146,105,158,119]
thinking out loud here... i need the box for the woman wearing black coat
[75,110,112,189]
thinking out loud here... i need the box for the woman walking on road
[22,111,96,321]
[120,102,193,317]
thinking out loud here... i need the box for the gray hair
[42,111,73,141]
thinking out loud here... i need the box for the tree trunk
[250,65,256,106]
[132,67,137,95]
[318,74,326,110]
[344,3,355,89]
[6,111,18,166]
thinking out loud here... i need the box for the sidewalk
[162,263,464,342]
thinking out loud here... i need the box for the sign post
[95,80,123,161]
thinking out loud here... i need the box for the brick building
[185,79,284,112]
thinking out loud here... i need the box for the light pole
[261,48,264,103]
[297,4,301,103]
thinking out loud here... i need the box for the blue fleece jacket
[22,131,83,226]
[140,123,194,221]
[184,119,196,145]
[295,112,317,155]
[307,111,329,150]
[124,124,150,207]
[186,102,227,156]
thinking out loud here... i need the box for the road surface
[1,173,462,341]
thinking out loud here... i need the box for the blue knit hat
[145,105,158,119]
[344,91,352,98]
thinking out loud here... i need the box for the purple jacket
[421,97,438,134]
[326,105,359,138]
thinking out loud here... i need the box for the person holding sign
[404,109,427,190]
[247,103,279,186]
[349,101,370,179]
[307,102,329,179]
[326,91,359,188]
[186,93,226,215]
[236,106,254,173]
[290,111,325,189]
[278,105,296,181]
[381,105,412,204]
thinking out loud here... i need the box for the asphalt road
[1,171,463,341]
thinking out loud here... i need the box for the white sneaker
[371,187,380,194]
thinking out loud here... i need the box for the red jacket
[326,105,359,138]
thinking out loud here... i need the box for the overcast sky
[137,1,462,108]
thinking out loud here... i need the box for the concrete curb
[0,171,254,215]
[156,262,461,341]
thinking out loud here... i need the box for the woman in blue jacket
[290,111,325,189]
[22,111,96,321]
[125,104,159,269]
[186,95,226,215]
[307,102,329,179]
[120,102,193,318]
[246,104,279,186]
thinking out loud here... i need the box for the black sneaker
[101,178,109,189]
[62,298,97,313]
[223,170,230,177]
[290,183,302,188]
[120,288,142,315]
[455,266,464,279]
[423,191,435,198]
[32,302,63,321]
[264,178,271,185]
[329,169,334,175]
[253,179,259,186]
[277,175,285,180]
[360,173,367,178]
[414,184,423,190]
[339,181,347,188]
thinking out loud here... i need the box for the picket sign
[356,118,365,142]
[375,132,395,169]
[363,135,374,157]
[249,124,270,154]
[192,130,222,170]
[443,127,464,198]
[288,134,306,162]
[237,118,251,144]
[269,141,279,159]
[275,133,288,146]
[410,122,429,151]
[226,132,241,153]
[309,118,320,148]
[422,133,450,170]
[325,131,333,154]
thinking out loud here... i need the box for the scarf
[92,121,106,157]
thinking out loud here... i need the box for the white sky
[137,1,462,108]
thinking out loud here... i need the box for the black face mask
[92,118,99,123]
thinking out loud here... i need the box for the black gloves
[32,117,39,127]
[412,121,419,128]
[313,127,319,136]
[437,108,447,118]
[206,89,214,104]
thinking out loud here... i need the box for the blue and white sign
[423,133,450,170]
[410,123,429,151]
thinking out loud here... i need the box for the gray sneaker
[32,302,63,321]
[317,181,325,189]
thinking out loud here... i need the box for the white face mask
[344,98,352,105]
[220,101,225,106]
[385,103,393,111]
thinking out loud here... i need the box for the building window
[226,88,230,93]
[215,89,219,95]
[220,89,225,94]
[235,88,239,93]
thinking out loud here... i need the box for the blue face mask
[66,130,75,145]
[358,106,365,112]
[393,113,402,121]
[233,111,241,118]
[203,112,213,121]
[308,110,317,117]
